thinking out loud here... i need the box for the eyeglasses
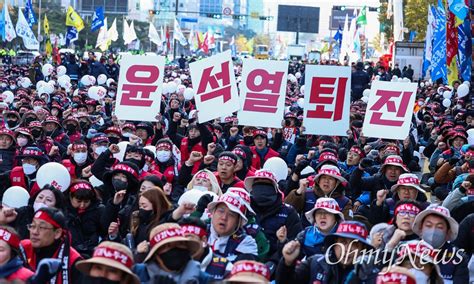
[27,224,55,232]
[397,211,418,218]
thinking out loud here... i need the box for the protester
[0,226,34,281]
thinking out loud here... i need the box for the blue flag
[409,31,416,42]
[91,7,104,32]
[24,0,37,27]
[333,25,342,45]
[66,26,78,46]
[431,0,447,83]
[458,17,472,81]
[0,6,5,42]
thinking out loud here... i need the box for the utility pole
[173,0,178,60]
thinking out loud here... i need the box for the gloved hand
[294,159,310,176]
[196,194,214,213]
[86,128,98,139]
[29,258,61,284]
[449,157,460,166]
[360,158,373,169]
[153,275,177,284]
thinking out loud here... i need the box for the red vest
[62,159,77,179]
[10,167,40,197]
[250,146,280,170]
[7,267,34,281]
[180,137,206,174]
[68,132,82,144]
[54,132,67,144]
[20,239,82,284]
[161,164,179,183]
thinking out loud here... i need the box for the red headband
[195,171,210,180]
[72,144,87,151]
[112,164,138,179]
[93,247,133,269]
[34,211,61,229]
[156,142,171,151]
[0,228,20,249]
[219,155,236,164]
[232,148,246,159]
[70,182,93,193]
[181,225,207,238]
[394,203,420,216]
[350,147,364,157]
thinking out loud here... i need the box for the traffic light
[206,13,221,19]
[333,6,346,11]
[233,15,246,20]
[259,16,272,20]
[368,7,380,12]
[149,10,157,15]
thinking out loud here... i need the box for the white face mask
[193,185,209,192]
[22,163,37,175]
[94,146,107,156]
[143,164,149,172]
[108,92,116,97]
[122,132,133,138]
[33,106,43,112]
[17,137,28,147]
[73,152,87,164]
[33,202,48,212]
[408,268,429,284]
[1,83,6,88]
[156,150,171,163]
[9,85,16,90]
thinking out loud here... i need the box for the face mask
[108,137,120,144]
[33,106,43,112]
[456,104,462,110]
[417,101,424,106]
[122,132,133,138]
[94,146,108,156]
[243,136,254,146]
[156,150,171,163]
[108,92,116,97]
[158,247,190,271]
[22,163,37,175]
[84,276,120,284]
[138,209,154,223]
[193,185,209,192]
[408,268,429,284]
[73,152,87,164]
[31,130,42,138]
[422,227,446,248]
[6,120,17,128]
[1,83,6,88]
[25,117,35,125]
[9,85,15,90]
[33,202,48,212]
[17,137,28,147]
[125,157,144,169]
[79,121,89,129]
[112,178,128,191]
[66,124,76,133]
[251,183,278,207]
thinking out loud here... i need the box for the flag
[45,39,52,56]
[339,14,349,63]
[0,6,5,41]
[333,25,342,45]
[393,0,405,42]
[202,32,209,54]
[148,22,162,46]
[188,26,196,51]
[91,6,104,32]
[96,17,108,50]
[352,28,362,62]
[15,7,39,50]
[409,31,416,42]
[431,0,447,83]
[66,6,84,32]
[347,10,357,63]
[230,35,236,56]
[357,6,367,25]
[387,0,393,19]
[4,5,16,42]
[458,10,472,81]
[66,26,78,46]
[196,31,203,50]
[446,11,459,85]
[160,25,165,47]
[448,0,468,26]
[123,19,130,44]
[422,5,435,78]
[165,26,171,51]
[43,15,49,35]
[24,0,37,27]
[173,18,187,45]
[52,38,60,64]
[124,20,137,45]
[107,18,118,42]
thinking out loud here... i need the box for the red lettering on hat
[230,261,271,280]
[93,247,133,269]
[150,228,183,248]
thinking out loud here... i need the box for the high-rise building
[77,0,129,15]
[246,0,263,33]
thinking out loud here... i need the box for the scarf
[0,257,24,279]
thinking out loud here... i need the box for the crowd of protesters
[0,51,470,284]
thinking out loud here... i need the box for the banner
[237,59,288,128]
[362,81,417,140]
[115,55,165,122]
[422,5,435,78]
[66,26,78,46]
[302,65,351,136]
[15,7,39,50]
[91,7,104,32]
[189,50,240,123]
[66,6,84,32]
[431,0,447,83]
[24,0,36,27]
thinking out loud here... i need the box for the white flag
[173,18,187,46]
[339,14,349,63]
[148,22,162,46]
[15,7,39,50]
[188,26,195,51]
[123,19,137,45]
[393,0,404,42]
[107,18,118,42]
[347,10,357,64]
[4,5,16,42]
[96,17,108,49]
[128,21,137,43]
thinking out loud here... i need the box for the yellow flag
[45,39,52,56]
[66,6,84,32]
[43,15,50,35]
[447,55,459,86]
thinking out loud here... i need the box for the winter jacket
[434,162,469,185]
[368,192,430,225]
[0,146,16,172]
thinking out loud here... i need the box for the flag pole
[37,0,42,46]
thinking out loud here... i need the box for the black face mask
[31,129,42,138]
[108,137,120,144]
[6,120,17,128]
[243,136,254,146]
[24,117,35,125]
[251,183,278,207]
[83,276,120,284]
[66,124,76,133]
[159,247,190,271]
[125,157,145,170]
[79,121,89,129]
[138,208,154,223]
[112,178,128,191]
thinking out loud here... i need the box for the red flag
[53,38,61,65]
[202,32,209,54]
[166,26,171,51]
